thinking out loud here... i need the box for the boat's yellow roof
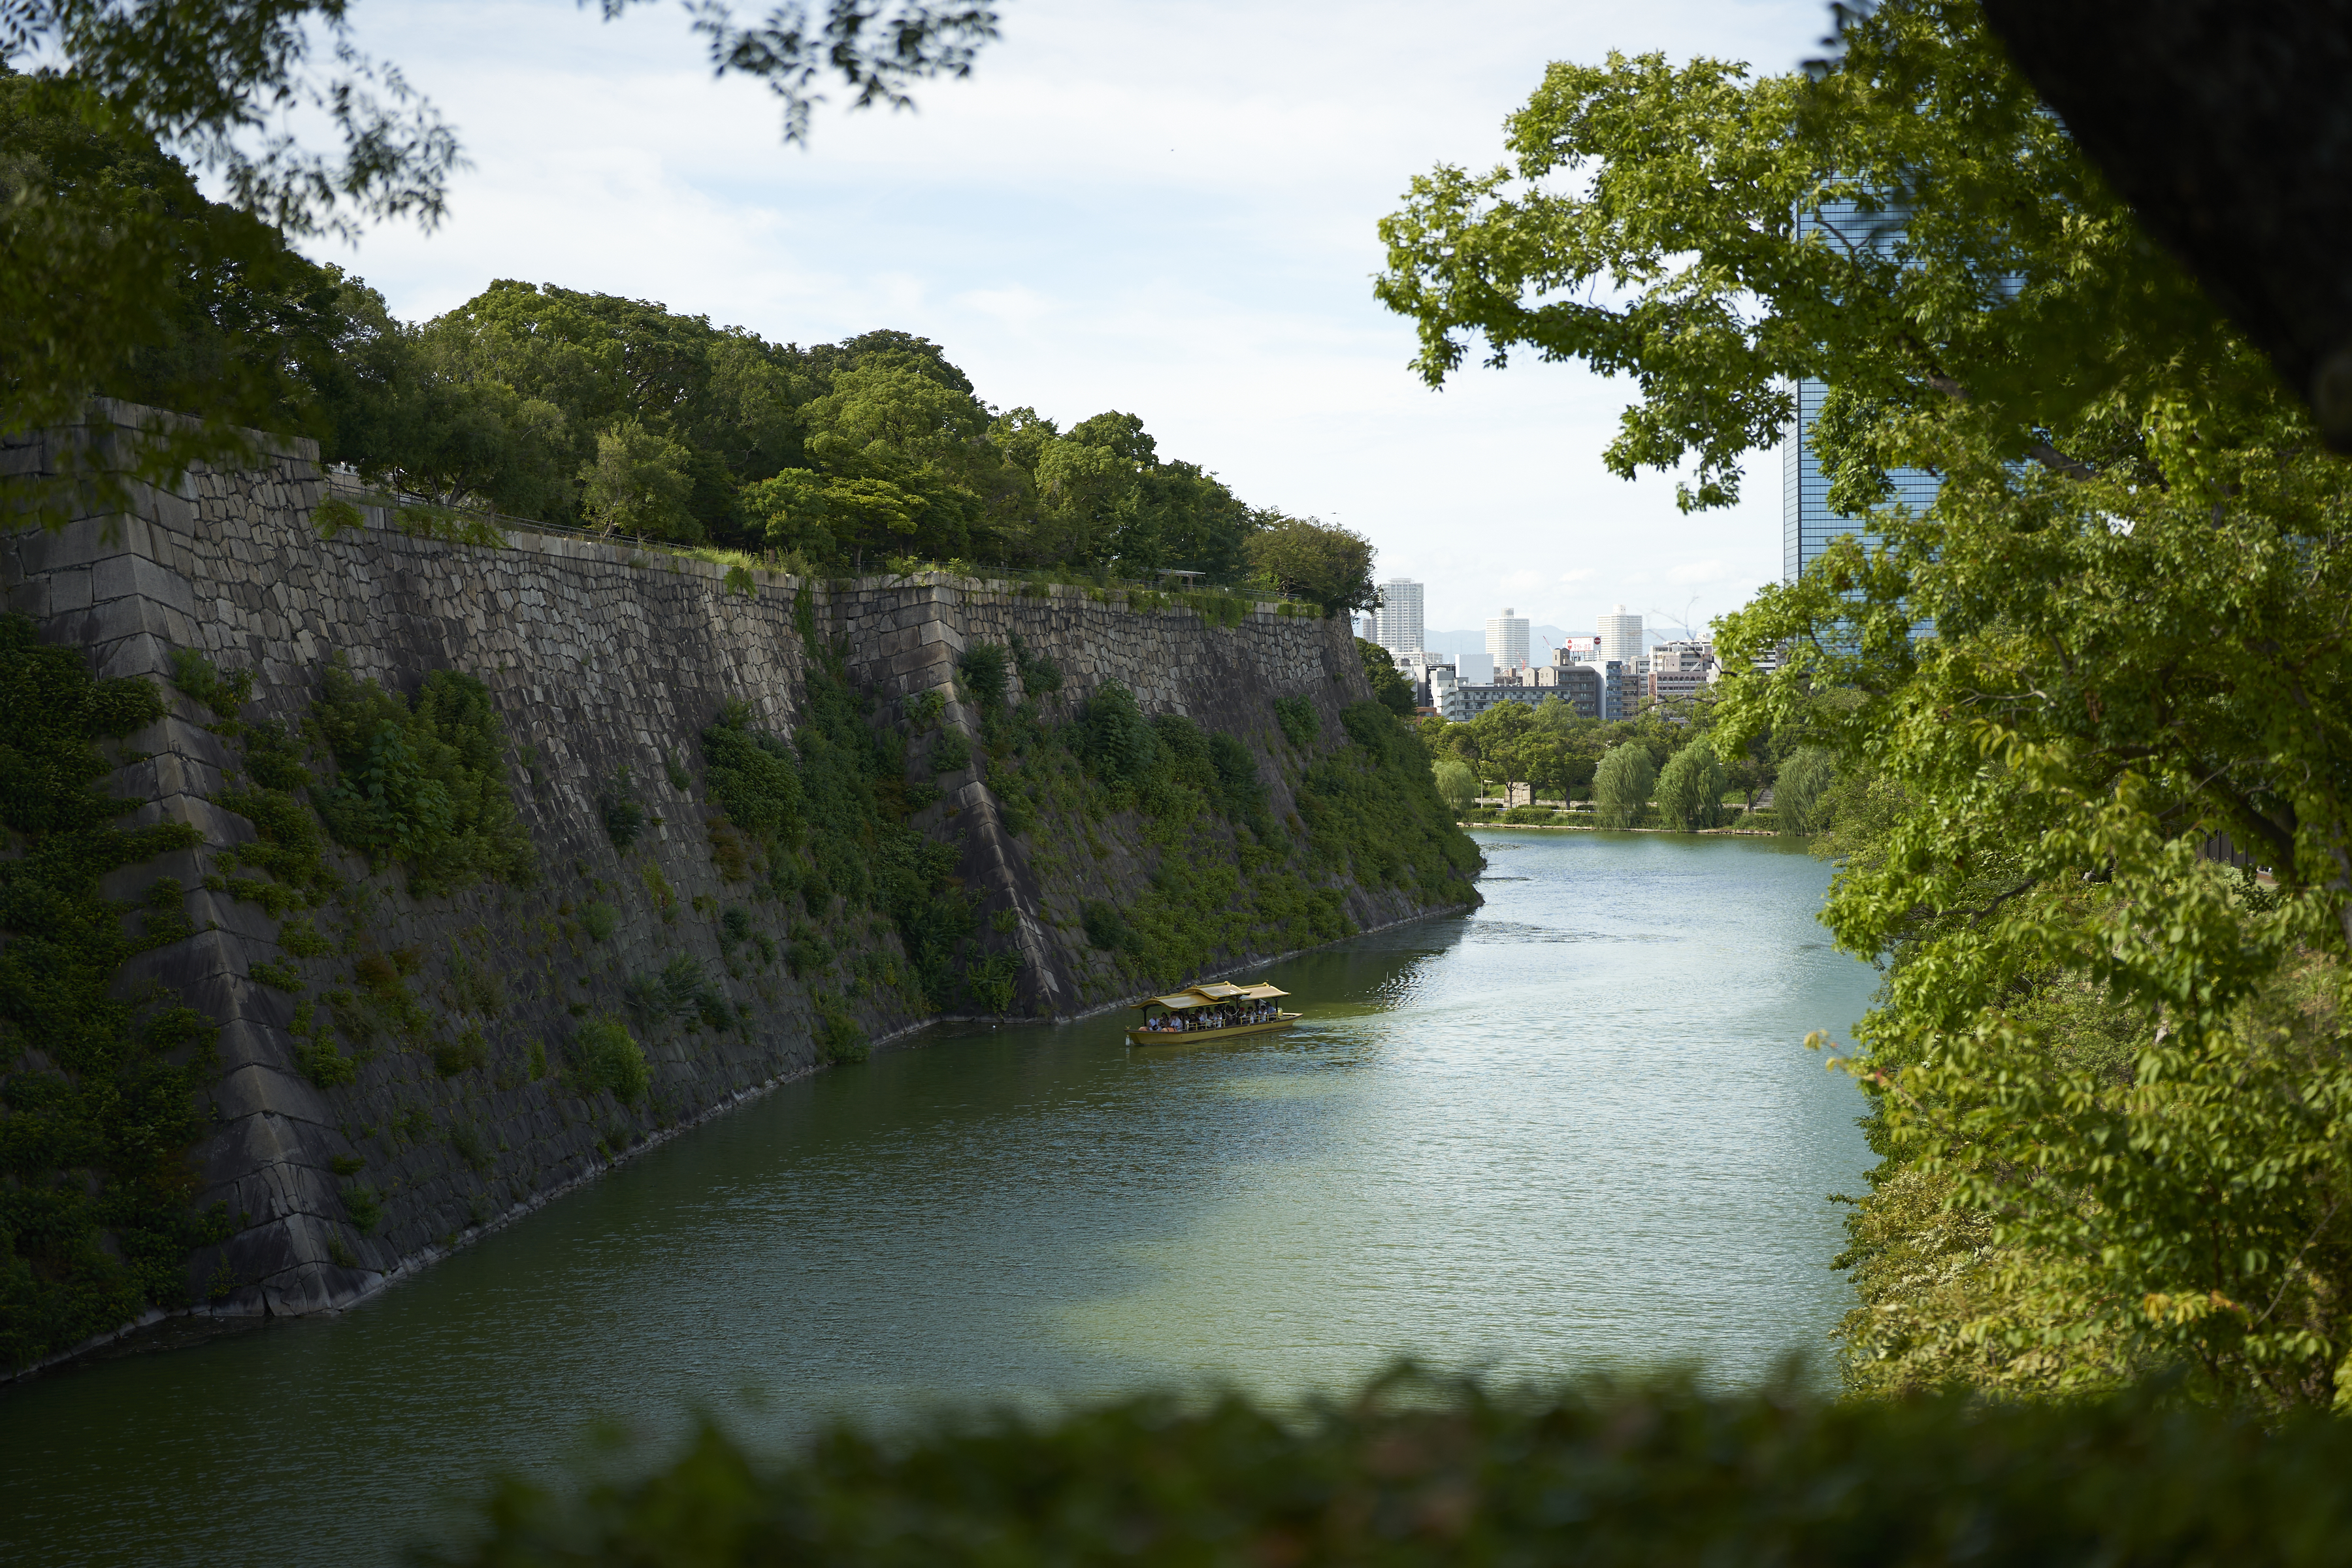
[1137,981,1288,1010]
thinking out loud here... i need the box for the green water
[0,830,1880,1563]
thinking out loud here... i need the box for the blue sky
[323,0,1831,643]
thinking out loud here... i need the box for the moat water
[1,830,1880,1564]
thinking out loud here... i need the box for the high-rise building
[1375,578,1424,654]
[1485,608,1530,671]
[1598,605,1644,668]
[1784,199,1941,583]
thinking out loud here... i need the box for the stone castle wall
[1,404,1451,1349]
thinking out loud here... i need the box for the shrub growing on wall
[1273,694,1319,749]
[1077,682,1157,787]
[310,664,535,894]
[702,704,804,860]
[0,616,230,1374]
[571,1018,649,1103]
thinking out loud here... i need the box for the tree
[0,69,414,505]
[580,419,696,540]
[1592,745,1655,831]
[1377,0,2352,1407]
[1431,758,1477,815]
[1243,514,1377,617]
[1773,747,1837,835]
[1357,640,1416,718]
[1654,743,1726,832]
[3,3,1001,525]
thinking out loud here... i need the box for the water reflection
[0,829,1876,1566]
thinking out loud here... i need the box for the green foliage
[1653,743,1727,832]
[1592,746,1656,831]
[814,1005,868,1065]
[1772,746,1837,835]
[295,1036,356,1088]
[598,778,647,852]
[394,504,507,547]
[312,497,365,538]
[579,902,619,942]
[1395,5,2352,1410]
[433,1025,489,1077]
[1207,733,1269,831]
[1356,638,1416,717]
[1081,902,1135,953]
[0,616,224,1373]
[341,1184,382,1235]
[432,1369,2352,1567]
[572,1018,649,1103]
[247,958,302,992]
[448,1120,491,1171]
[1273,695,1319,749]
[964,952,1020,1015]
[701,708,804,862]
[902,689,945,730]
[638,956,731,1032]
[0,69,420,531]
[1432,757,1478,814]
[1009,633,1062,697]
[927,729,972,776]
[580,417,697,540]
[956,643,1011,710]
[664,747,693,792]
[1243,514,1378,615]
[1296,704,1481,908]
[310,664,534,896]
[168,647,253,714]
[1077,683,1157,788]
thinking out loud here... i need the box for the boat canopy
[1136,982,1288,1011]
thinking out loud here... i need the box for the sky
[319,0,1833,642]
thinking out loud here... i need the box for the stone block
[212,1061,324,1125]
[91,549,196,613]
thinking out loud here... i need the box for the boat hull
[1127,1011,1301,1046]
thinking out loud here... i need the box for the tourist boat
[1127,981,1299,1045]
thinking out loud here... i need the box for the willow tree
[1653,743,1725,832]
[1379,0,2352,1407]
[1592,746,1654,832]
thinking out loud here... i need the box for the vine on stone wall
[0,616,231,1375]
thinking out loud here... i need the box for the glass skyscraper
[1782,199,1941,584]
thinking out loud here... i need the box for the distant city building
[1393,649,1452,705]
[1646,640,1718,706]
[1598,605,1644,669]
[1375,578,1424,653]
[1359,614,1378,642]
[1455,651,1495,686]
[1486,608,1531,672]
[1445,660,1629,723]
